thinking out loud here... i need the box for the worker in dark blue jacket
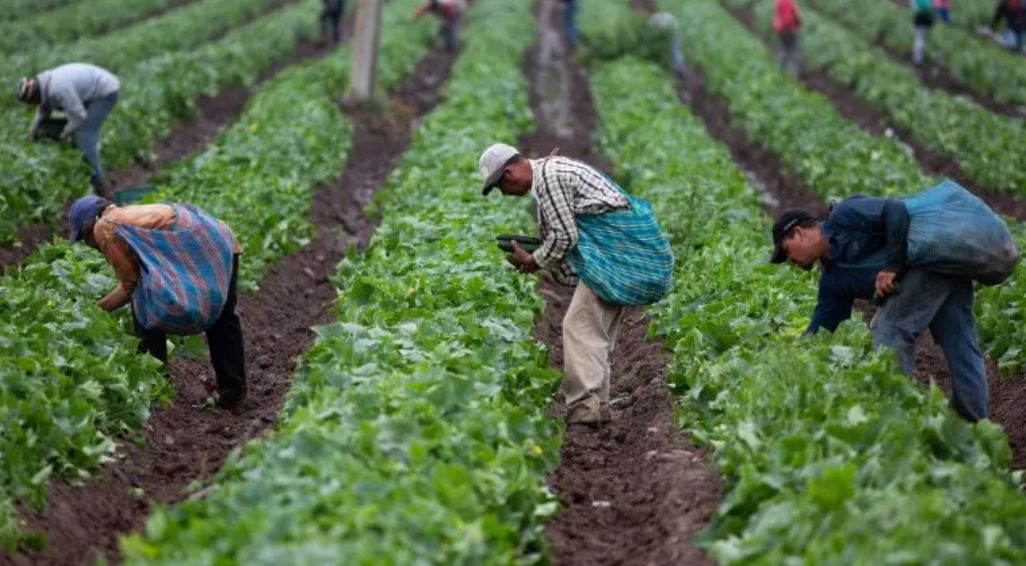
[770,195,988,422]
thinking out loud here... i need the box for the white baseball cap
[478,143,520,195]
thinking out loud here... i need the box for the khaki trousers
[562,284,626,423]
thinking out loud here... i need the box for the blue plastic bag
[902,180,1019,285]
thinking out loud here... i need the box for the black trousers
[135,255,247,401]
[320,6,343,43]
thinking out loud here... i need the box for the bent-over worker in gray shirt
[17,63,121,193]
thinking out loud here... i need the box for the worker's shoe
[216,392,246,411]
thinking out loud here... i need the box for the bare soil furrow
[528,2,720,564]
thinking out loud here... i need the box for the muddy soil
[525,2,721,565]
[0,44,459,566]
[730,5,1026,221]
[636,0,1026,472]
[0,8,353,275]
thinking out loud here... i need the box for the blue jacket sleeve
[805,281,856,335]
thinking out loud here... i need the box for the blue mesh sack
[902,179,1020,285]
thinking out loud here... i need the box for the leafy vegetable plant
[121,1,562,563]
[587,41,1026,562]
[0,0,432,548]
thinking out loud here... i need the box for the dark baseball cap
[770,209,816,264]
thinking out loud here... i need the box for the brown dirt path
[0,44,460,566]
[0,3,353,274]
[525,2,721,565]
[629,0,1026,472]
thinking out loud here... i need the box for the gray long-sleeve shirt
[30,63,120,138]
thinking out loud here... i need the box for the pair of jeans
[563,0,579,52]
[1010,29,1025,53]
[320,7,343,43]
[871,269,988,422]
[135,255,247,402]
[441,18,458,51]
[776,31,802,76]
[73,91,118,189]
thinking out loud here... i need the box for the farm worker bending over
[410,0,465,51]
[479,143,674,428]
[910,0,936,63]
[17,63,120,194]
[992,0,1026,53]
[773,0,803,76]
[769,181,1020,422]
[67,196,248,410]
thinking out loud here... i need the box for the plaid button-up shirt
[530,157,629,286]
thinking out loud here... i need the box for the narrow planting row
[804,0,1026,107]
[0,0,290,103]
[1,0,83,22]
[653,0,1026,377]
[739,0,1026,196]
[0,0,196,54]
[119,1,562,563]
[0,0,433,549]
[591,48,1026,563]
[0,0,321,244]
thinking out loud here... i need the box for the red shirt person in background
[773,0,803,76]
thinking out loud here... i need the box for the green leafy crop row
[0,0,294,100]
[0,0,194,54]
[655,0,1026,376]
[0,0,431,550]
[148,0,435,291]
[589,46,1026,563]
[1,0,82,22]
[742,0,1026,196]
[120,1,562,563]
[0,0,322,244]
[803,0,1026,107]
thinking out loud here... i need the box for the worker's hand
[506,241,539,274]
[97,286,131,312]
[875,270,898,297]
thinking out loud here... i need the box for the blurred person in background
[934,0,952,24]
[773,0,803,76]
[992,0,1026,53]
[650,11,685,75]
[411,0,465,51]
[16,63,119,195]
[319,0,345,45]
[911,0,936,64]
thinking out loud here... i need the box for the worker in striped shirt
[67,196,248,410]
[479,143,673,428]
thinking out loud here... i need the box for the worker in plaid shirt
[478,143,632,428]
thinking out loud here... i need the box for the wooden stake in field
[348,0,384,102]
